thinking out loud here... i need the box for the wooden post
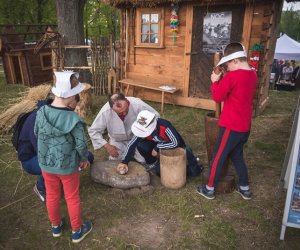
[45,26,57,72]
[214,52,222,118]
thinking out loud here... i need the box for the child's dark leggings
[207,127,250,188]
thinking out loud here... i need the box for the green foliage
[0,0,56,25]
[280,9,300,42]
[84,0,120,39]
[0,0,120,41]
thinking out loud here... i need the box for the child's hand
[211,71,222,83]
[117,163,128,175]
[152,149,158,157]
[79,161,90,170]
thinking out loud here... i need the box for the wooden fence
[62,37,119,95]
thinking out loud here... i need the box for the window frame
[135,8,165,48]
[39,52,52,70]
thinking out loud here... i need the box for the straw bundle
[0,84,51,135]
[75,85,92,119]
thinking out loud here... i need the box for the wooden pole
[214,52,222,118]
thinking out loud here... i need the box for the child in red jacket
[197,42,257,200]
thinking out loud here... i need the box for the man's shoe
[72,221,93,243]
[52,221,63,237]
[235,187,252,200]
[33,184,46,202]
[197,185,215,200]
[143,161,158,171]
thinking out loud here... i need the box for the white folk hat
[51,71,87,98]
[217,43,247,67]
[131,110,157,138]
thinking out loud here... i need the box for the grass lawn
[0,69,300,249]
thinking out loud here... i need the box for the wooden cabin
[104,0,291,115]
[0,25,55,86]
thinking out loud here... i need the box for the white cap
[217,43,247,67]
[131,110,157,138]
[51,71,87,98]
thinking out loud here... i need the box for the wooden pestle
[214,52,222,118]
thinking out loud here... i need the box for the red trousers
[42,171,82,230]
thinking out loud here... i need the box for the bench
[118,78,179,113]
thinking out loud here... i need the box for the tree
[0,0,56,25]
[55,0,91,82]
[280,8,300,42]
[84,0,120,40]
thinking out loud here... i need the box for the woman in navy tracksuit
[18,100,51,202]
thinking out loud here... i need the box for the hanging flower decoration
[170,3,179,44]
[249,43,264,71]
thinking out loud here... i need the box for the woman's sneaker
[72,221,93,243]
[33,184,46,203]
[52,221,63,237]
[197,185,215,200]
[235,187,252,200]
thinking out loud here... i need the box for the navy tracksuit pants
[207,127,250,188]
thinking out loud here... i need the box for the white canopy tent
[274,34,300,60]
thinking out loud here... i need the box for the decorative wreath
[170,3,179,44]
[249,43,264,71]
[170,6,179,33]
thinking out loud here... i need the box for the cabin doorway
[9,55,23,84]
[189,5,245,98]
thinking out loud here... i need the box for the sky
[282,1,300,10]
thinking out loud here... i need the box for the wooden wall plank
[127,71,184,86]
[128,53,183,65]
[130,90,215,111]
[242,3,254,52]
[183,5,193,97]
[127,63,184,78]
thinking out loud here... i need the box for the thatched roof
[102,0,180,8]
[102,0,300,8]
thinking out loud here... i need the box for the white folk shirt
[88,97,159,160]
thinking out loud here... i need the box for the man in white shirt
[88,93,159,162]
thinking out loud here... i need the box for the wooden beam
[130,90,215,111]
[64,45,91,49]
[242,3,254,53]
[183,5,193,98]
[152,95,215,111]
[64,66,92,69]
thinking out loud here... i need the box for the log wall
[119,0,284,113]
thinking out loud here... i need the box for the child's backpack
[11,110,35,150]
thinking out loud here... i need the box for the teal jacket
[34,105,88,175]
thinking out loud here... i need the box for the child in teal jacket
[34,71,92,243]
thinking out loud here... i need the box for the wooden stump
[160,148,186,189]
[202,173,235,194]
[204,112,235,194]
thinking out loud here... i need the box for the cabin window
[136,8,164,48]
[40,53,52,70]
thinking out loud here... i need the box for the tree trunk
[55,0,91,82]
